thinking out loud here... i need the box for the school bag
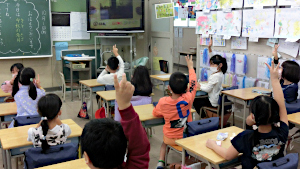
[184,117,219,137]
[78,101,89,119]
[256,153,298,169]
[285,99,300,114]
[14,115,41,127]
[24,143,78,169]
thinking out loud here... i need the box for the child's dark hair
[209,55,227,74]
[250,95,280,146]
[12,67,37,100]
[81,119,127,168]
[169,72,188,94]
[107,56,119,70]
[38,94,62,152]
[281,61,300,83]
[131,66,153,96]
[10,63,24,72]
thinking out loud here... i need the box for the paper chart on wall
[178,7,189,18]
[257,81,270,89]
[244,0,276,7]
[200,36,210,45]
[257,57,269,80]
[217,10,242,36]
[196,11,218,35]
[278,0,300,6]
[274,8,300,39]
[277,39,300,58]
[155,3,175,19]
[231,37,247,50]
[242,9,275,38]
[213,35,225,46]
[235,54,246,75]
[219,0,243,9]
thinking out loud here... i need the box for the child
[9,67,46,128]
[153,55,197,169]
[273,44,299,103]
[206,62,289,169]
[81,74,150,169]
[193,41,227,118]
[97,44,124,85]
[1,63,24,93]
[27,94,71,152]
[114,66,153,121]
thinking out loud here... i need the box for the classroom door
[149,0,174,75]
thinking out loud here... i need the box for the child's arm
[114,45,125,77]
[152,100,163,117]
[115,74,150,169]
[97,70,112,85]
[200,76,218,93]
[206,139,239,160]
[265,62,288,125]
[272,44,279,65]
[208,38,212,53]
[186,55,197,100]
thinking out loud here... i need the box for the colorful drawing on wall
[231,37,247,50]
[155,3,175,19]
[196,11,217,35]
[202,0,219,10]
[200,35,210,45]
[242,9,275,38]
[189,0,196,2]
[219,0,243,9]
[178,6,189,18]
[257,57,270,80]
[244,0,276,7]
[274,8,300,39]
[235,54,246,75]
[195,0,202,10]
[278,0,300,6]
[212,35,225,46]
[188,6,196,18]
[179,0,189,3]
[217,10,242,36]
[174,7,179,19]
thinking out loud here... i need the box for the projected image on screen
[88,0,144,31]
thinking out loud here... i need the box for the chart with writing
[155,3,174,19]
[231,37,247,49]
[213,35,225,46]
[217,10,242,36]
[244,0,276,7]
[277,39,300,58]
[274,8,300,40]
[242,9,275,38]
[196,11,217,35]
[0,0,51,58]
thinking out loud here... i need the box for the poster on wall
[155,3,175,19]
[218,0,243,9]
[277,39,300,58]
[231,37,247,50]
[195,0,202,10]
[213,35,225,46]
[235,54,246,75]
[217,10,242,36]
[178,7,189,18]
[225,52,233,73]
[278,0,300,6]
[257,57,270,80]
[188,6,196,19]
[196,11,218,35]
[244,0,276,7]
[201,0,219,10]
[274,8,300,39]
[242,9,275,38]
[200,35,210,45]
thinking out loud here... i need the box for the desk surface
[221,87,271,101]
[134,104,196,122]
[79,79,105,88]
[96,91,154,102]
[0,89,11,97]
[0,102,17,116]
[150,74,172,81]
[1,119,82,150]
[288,112,300,126]
[36,158,88,169]
[176,126,243,165]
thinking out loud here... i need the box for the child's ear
[84,152,93,167]
[58,110,62,116]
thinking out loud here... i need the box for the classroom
[0,0,300,168]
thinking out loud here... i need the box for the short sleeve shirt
[231,121,289,169]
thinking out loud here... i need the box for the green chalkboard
[0,0,52,58]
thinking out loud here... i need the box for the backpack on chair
[14,115,41,127]
[256,153,298,169]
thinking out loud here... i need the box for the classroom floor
[1,87,300,169]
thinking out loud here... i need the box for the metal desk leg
[70,62,74,101]
[106,100,110,118]
[81,84,83,104]
[243,100,247,129]
[5,150,11,169]
[182,148,186,166]
[221,94,225,129]
[2,148,7,169]
[90,89,93,120]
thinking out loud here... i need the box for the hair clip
[30,78,33,82]
[274,122,280,127]
[41,117,47,120]
[252,125,258,130]
[41,135,46,140]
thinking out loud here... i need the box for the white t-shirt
[28,124,71,147]
[97,55,124,85]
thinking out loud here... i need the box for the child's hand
[114,73,135,110]
[208,38,212,47]
[112,44,119,56]
[185,55,194,70]
[272,44,279,58]
[265,61,279,80]
[206,139,217,149]
[35,74,41,88]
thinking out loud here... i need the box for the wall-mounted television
[87,0,144,33]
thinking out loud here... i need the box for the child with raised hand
[206,62,289,169]
[153,55,197,169]
[81,74,150,169]
[27,94,71,152]
[9,67,45,128]
[272,44,299,103]
[97,44,125,85]
[1,63,24,94]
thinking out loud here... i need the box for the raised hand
[35,74,41,88]
[185,55,194,70]
[265,61,279,80]
[112,44,119,56]
[114,73,135,110]
[272,44,279,59]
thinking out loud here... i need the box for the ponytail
[12,68,23,97]
[220,57,228,74]
[40,118,50,153]
[29,80,37,100]
[14,67,37,100]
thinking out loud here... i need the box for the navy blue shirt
[231,121,289,169]
[281,82,298,103]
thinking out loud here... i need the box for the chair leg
[78,89,81,99]
[63,86,66,102]
[232,111,235,126]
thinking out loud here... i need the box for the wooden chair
[59,72,81,102]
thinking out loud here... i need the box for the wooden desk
[0,102,17,122]
[0,89,11,103]
[221,87,271,129]
[288,112,300,126]
[176,126,243,169]
[1,119,82,169]
[79,79,105,119]
[36,158,88,169]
